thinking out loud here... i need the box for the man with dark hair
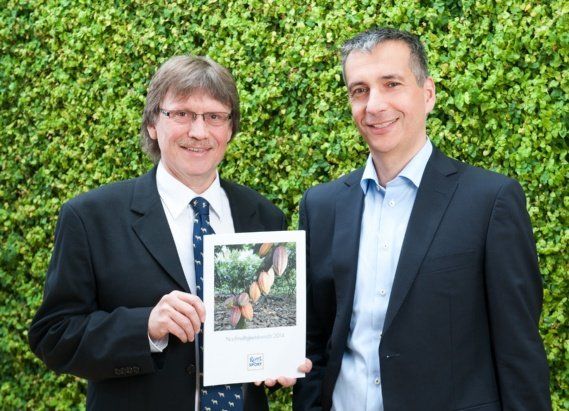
[29,55,309,411]
[293,28,551,411]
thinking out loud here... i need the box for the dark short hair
[341,28,429,86]
[140,55,240,163]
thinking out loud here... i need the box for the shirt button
[374,377,381,385]
[388,200,395,207]
[382,242,389,250]
[379,289,386,296]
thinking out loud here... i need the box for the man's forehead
[163,90,227,107]
[164,88,209,102]
[346,41,411,65]
[345,41,413,82]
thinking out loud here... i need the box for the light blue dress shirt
[331,140,433,411]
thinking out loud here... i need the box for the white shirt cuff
[148,334,169,353]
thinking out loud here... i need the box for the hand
[148,291,206,343]
[255,358,312,388]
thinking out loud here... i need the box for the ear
[147,125,157,140]
[423,77,436,114]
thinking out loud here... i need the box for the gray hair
[140,55,240,163]
[341,28,429,86]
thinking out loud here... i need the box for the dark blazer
[29,167,286,411]
[293,148,551,411]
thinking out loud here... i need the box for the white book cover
[202,230,306,386]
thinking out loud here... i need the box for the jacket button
[186,364,196,375]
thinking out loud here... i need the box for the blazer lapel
[332,170,365,328]
[221,179,264,233]
[383,148,459,333]
[130,167,190,292]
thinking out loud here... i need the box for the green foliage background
[214,243,295,297]
[1,0,567,409]
[215,245,264,295]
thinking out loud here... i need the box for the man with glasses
[293,28,551,410]
[29,55,309,410]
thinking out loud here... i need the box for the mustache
[178,139,213,149]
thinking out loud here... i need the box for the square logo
[247,353,264,371]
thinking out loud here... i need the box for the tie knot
[190,197,210,217]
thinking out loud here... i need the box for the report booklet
[202,230,306,386]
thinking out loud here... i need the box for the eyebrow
[379,74,405,81]
[347,81,367,90]
[347,74,406,89]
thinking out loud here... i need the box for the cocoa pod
[224,296,236,309]
[259,242,273,257]
[241,303,254,320]
[267,268,275,287]
[272,245,289,276]
[237,292,249,307]
[229,306,241,327]
[249,282,261,303]
[258,271,273,295]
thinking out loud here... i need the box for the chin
[365,136,399,152]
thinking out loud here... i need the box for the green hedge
[1,1,567,409]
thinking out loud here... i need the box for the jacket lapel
[130,167,190,292]
[332,170,365,330]
[221,179,264,233]
[383,148,459,333]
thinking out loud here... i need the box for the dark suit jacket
[293,148,551,411]
[29,167,286,410]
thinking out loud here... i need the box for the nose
[366,88,388,115]
[188,115,208,139]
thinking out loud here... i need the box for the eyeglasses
[159,108,232,127]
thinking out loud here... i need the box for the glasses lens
[161,110,191,124]
[161,110,230,126]
[173,111,190,124]
[205,113,230,126]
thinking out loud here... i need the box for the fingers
[261,358,312,388]
[276,376,296,387]
[264,378,277,387]
[157,314,188,343]
[175,292,206,323]
[170,297,203,335]
[168,308,200,342]
[260,376,297,388]
[148,291,206,343]
[298,358,312,373]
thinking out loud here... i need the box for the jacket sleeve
[28,202,157,381]
[484,179,552,410]
[293,189,325,410]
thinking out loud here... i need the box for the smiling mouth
[181,146,210,152]
[367,118,398,129]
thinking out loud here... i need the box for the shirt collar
[156,162,224,219]
[360,138,433,194]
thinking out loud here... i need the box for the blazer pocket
[420,250,477,275]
